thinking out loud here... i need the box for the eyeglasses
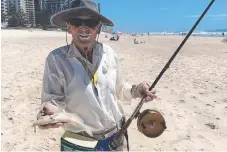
[67,18,100,28]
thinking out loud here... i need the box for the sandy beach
[1,29,227,151]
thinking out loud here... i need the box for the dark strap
[77,117,124,140]
[122,117,130,151]
[124,130,129,151]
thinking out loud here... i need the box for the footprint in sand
[204,123,216,129]
[190,95,198,99]
[222,98,227,103]
[205,104,214,108]
[213,100,218,103]
[197,135,209,143]
[179,99,185,103]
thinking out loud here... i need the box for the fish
[33,112,93,136]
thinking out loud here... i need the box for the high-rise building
[1,0,8,27]
[25,0,36,26]
[3,0,35,26]
[41,0,65,16]
[34,0,41,12]
[1,0,8,15]
[1,0,8,18]
[8,0,26,13]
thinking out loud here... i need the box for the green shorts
[60,131,98,151]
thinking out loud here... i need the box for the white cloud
[184,15,200,18]
[185,13,227,18]
[209,13,227,17]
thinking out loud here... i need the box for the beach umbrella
[115,31,121,35]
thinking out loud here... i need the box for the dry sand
[222,38,227,43]
[1,29,227,151]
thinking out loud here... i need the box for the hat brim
[50,7,114,28]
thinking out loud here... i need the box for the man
[37,0,157,151]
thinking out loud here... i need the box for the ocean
[148,29,227,37]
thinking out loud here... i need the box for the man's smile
[79,34,91,38]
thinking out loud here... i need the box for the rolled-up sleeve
[115,55,134,104]
[41,53,66,108]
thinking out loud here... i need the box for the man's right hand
[37,102,65,129]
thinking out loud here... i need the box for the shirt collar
[67,42,82,58]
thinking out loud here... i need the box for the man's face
[67,16,100,47]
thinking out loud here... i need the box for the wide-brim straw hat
[50,0,114,28]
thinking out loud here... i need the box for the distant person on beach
[116,31,120,40]
[110,31,120,41]
[134,38,139,44]
[222,32,224,37]
[35,0,157,151]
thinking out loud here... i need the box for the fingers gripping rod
[109,0,215,150]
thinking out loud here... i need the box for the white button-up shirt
[41,41,133,133]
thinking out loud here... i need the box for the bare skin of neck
[75,43,93,63]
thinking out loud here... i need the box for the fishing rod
[109,0,215,150]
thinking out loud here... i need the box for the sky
[94,0,227,33]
